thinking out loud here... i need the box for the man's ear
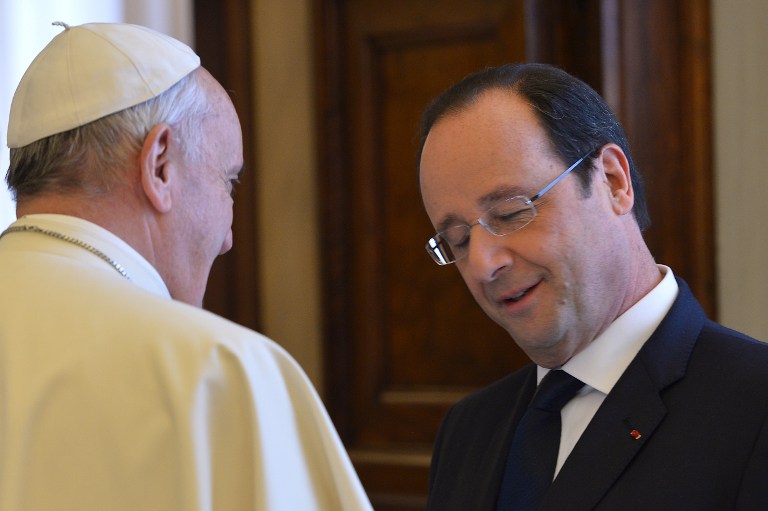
[597,143,634,216]
[139,124,174,213]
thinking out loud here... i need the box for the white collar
[10,214,171,299]
[538,265,678,393]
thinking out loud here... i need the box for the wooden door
[315,0,713,510]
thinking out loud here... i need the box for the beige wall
[713,0,768,340]
[252,0,325,392]
[252,0,768,395]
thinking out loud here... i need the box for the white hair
[7,69,211,200]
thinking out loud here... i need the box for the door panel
[315,1,712,509]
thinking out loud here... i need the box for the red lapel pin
[623,418,642,440]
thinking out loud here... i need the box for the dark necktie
[496,370,585,510]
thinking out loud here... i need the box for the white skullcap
[7,21,201,148]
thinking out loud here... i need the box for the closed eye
[225,165,245,196]
[441,225,471,248]
[494,210,527,222]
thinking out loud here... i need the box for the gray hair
[7,69,210,200]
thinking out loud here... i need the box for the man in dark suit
[418,63,768,510]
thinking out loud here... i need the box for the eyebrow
[435,213,463,233]
[476,185,529,208]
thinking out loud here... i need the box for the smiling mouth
[503,283,538,303]
[507,290,529,303]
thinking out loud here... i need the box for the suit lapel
[541,279,706,510]
[541,359,667,509]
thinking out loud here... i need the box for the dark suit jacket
[427,279,768,510]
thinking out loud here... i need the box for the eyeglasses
[425,151,593,265]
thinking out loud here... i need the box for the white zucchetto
[7,22,200,148]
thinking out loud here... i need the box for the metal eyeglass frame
[425,150,593,265]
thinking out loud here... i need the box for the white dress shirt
[536,265,679,476]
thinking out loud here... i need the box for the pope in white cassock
[0,22,372,510]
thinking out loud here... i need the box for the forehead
[199,77,243,170]
[420,90,560,218]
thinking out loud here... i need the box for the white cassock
[0,214,373,511]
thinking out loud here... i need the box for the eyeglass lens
[426,196,535,264]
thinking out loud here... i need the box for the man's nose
[462,225,514,281]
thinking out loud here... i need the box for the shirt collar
[538,265,678,393]
[12,214,171,299]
